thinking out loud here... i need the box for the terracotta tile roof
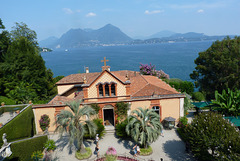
[56,72,100,85]
[142,75,179,93]
[48,95,73,105]
[53,70,180,104]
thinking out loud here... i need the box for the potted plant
[44,139,56,153]
[39,114,50,132]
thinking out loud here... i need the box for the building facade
[33,60,185,133]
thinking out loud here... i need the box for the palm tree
[55,100,97,153]
[126,107,162,148]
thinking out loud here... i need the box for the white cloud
[197,9,204,13]
[63,8,73,14]
[144,10,164,15]
[86,12,96,17]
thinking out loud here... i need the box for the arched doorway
[103,105,115,126]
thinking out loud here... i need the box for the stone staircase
[105,125,115,135]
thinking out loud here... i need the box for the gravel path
[49,128,195,161]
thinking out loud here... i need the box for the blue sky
[1,0,239,41]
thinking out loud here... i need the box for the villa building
[33,58,185,133]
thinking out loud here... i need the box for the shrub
[39,114,50,132]
[105,147,117,161]
[75,147,92,160]
[31,150,43,160]
[84,118,105,139]
[115,119,129,138]
[6,135,48,161]
[139,63,169,79]
[184,112,240,160]
[44,139,56,151]
[93,118,105,138]
[0,105,36,144]
[177,116,188,128]
[139,146,153,156]
[192,92,205,101]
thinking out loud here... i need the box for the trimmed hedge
[0,105,25,115]
[5,135,48,161]
[0,105,36,144]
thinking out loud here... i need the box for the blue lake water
[41,41,213,82]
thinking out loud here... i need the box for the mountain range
[39,24,234,49]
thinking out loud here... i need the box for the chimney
[85,67,89,73]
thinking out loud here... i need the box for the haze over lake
[41,41,213,82]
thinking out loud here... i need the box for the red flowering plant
[39,114,50,132]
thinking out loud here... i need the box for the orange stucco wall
[130,100,151,111]
[34,107,56,133]
[160,98,180,122]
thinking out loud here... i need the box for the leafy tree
[190,36,240,99]
[184,112,240,160]
[10,22,38,47]
[55,100,96,154]
[0,21,57,102]
[0,19,11,95]
[166,78,194,95]
[211,88,240,116]
[126,107,162,148]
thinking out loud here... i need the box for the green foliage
[6,135,48,161]
[115,119,129,138]
[0,21,57,103]
[183,112,240,160]
[10,22,38,47]
[55,100,96,153]
[44,139,56,151]
[0,105,35,143]
[190,36,240,99]
[54,75,64,84]
[178,116,188,128]
[75,147,92,160]
[90,103,100,114]
[192,92,205,101]
[184,93,194,113]
[139,146,153,156]
[211,88,240,116]
[39,114,50,132]
[115,102,129,122]
[166,79,194,95]
[84,118,105,138]
[126,107,162,148]
[31,150,43,160]
[0,96,15,105]
[93,119,105,138]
